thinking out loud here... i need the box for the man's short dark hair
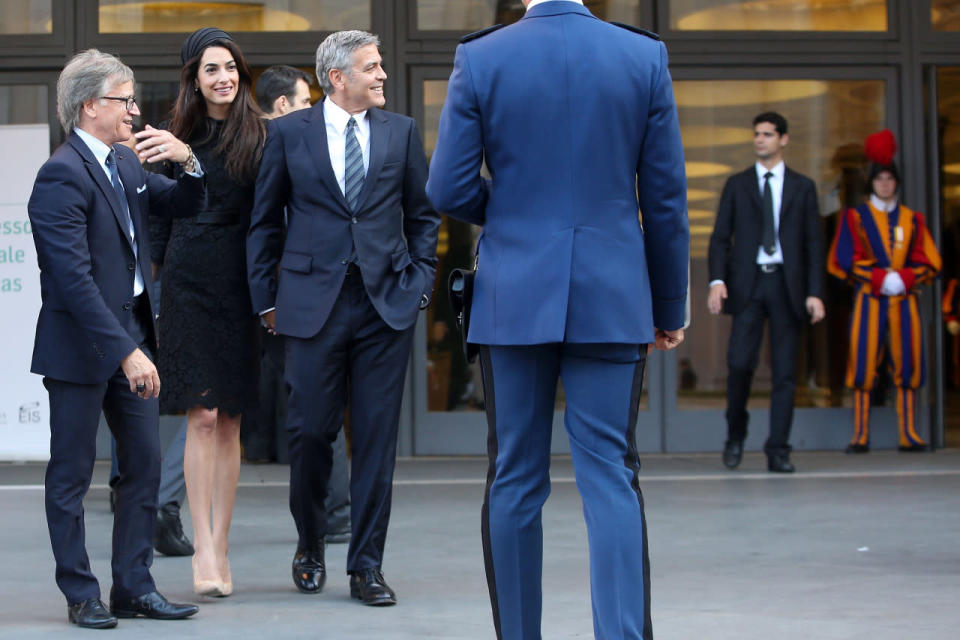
[255,65,313,114]
[753,111,788,136]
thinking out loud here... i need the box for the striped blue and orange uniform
[944,278,960,387]
[827,201,941,447]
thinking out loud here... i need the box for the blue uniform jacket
[426,1,688,345]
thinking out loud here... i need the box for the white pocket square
[136,184,147,194]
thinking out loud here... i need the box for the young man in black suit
[707,112,825,473]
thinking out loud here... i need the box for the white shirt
[324,97,370,196]
[869,193,898,213]
[526,0,583,10]
[755,161,785,265]
[74,127,144,297]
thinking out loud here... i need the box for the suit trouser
[43,348,161,605]
[110,417,186,508]
[478,343,651,640]
[725,269,801,456]
[284,270,414,571]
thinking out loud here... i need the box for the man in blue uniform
[426,2,688,638]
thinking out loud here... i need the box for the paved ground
[1,450,958,639]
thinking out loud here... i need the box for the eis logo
[19,401,41,424]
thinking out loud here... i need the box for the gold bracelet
[180,143,196,173]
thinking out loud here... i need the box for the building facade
[2,0,958,455]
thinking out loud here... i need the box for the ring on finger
[136,383,146,393]
[157,145,166,153]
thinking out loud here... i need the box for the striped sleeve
[898,211,941,290]
[828,208,878,287]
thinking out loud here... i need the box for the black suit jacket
[708,165,824,320]
[247,104,441,338]
[28,132,204,384]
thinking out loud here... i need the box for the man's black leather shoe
[767,454,796,473]
[845,444,869,454]
[292,547,326,593]
[722,440,743,469]
[155,502,194,556]
[110,591,198,620]
[898,443,927,452]
[68,598,117,629]
[350,568,397,606]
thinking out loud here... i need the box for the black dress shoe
[110,591,198,620]
[292,547,326,594]
[898,443,927,452]
[722,439,743,470]
[154,502,194,557]
[68,598,118,629]
[767,454,796,473]
[845,443,870,454]
[350,568,397,606]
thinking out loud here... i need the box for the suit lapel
[780,167,798,227]
[355,108,390,213]
[69,135,133,245]
[306,105,351,213]
[744,167,762,215]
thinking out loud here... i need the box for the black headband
[181,27,234,65]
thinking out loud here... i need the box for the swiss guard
[827,129,942,453]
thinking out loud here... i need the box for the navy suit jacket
[247,104,440,338]
[707,166,823,320]
[28,132,204,384]
[426,1,689,345]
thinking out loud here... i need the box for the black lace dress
[152,118,258,417]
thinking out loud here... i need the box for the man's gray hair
[315,30,380,95]
[57,49,134,133]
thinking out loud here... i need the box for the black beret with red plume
[863,128,900,189]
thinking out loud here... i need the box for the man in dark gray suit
[708,111,825,473]
[247,31,440,605]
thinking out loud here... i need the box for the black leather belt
[758,263,782,273]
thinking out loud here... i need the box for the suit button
[341,259,348,264]
[122,302,131,311]
[351,217,358,224]
[127,263,135,271]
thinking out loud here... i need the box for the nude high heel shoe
[193,554,227,597]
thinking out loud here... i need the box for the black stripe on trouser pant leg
[626,345,653,640]
[478,345,503,640]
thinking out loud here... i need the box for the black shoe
[325,527,351,544]
[845,444,870,454]
[292,547,326,594]
[110,590,198,620]
[154,503,194,557]
[722,439,743,470]
[68,598,118,629]
[898,443,927,452]
[350,568,397,606]
[767,454,796,473]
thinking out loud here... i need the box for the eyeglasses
[100,96,137,110]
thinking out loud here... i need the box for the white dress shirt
[755,160,785,266]
[526,0,583,10]
[74,127,144,297]
[324,97,370,196]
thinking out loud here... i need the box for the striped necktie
[344,117,365,211]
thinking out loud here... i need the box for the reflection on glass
[417,0,641,31]
[670,0,887,31]
[0,0,52,34]
[420,79,646,412]
[98,0,369,33]
[675,78,885,410]
[939,67,960,445]
[0,85,48,125]
[932,0,960,31]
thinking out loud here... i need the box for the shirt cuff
[708,279,725,289]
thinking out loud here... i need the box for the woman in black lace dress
[154,28,264,597]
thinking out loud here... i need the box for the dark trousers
[478,343,651,640]
[44,345,160,605]
[284,269,414,571]
[726,268,801,456]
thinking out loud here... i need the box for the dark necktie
[105,150,136,250]
[761,171,776,256]
[344,117,365,211]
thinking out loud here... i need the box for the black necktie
[105,150,136,248]
[761,171,776,256]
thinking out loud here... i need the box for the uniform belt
[758,263,782,273]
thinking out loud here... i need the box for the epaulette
[609,22,660,40]
[460,24,505,43]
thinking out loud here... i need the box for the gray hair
[57,49,134,133]
[314,30,380,95]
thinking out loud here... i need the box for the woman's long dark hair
[168,38,265,182]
